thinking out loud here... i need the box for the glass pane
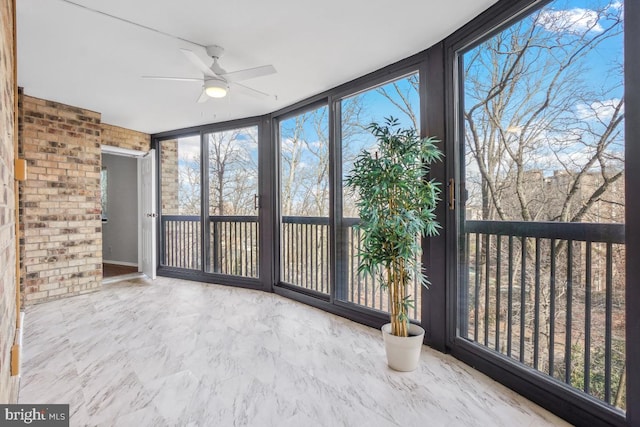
[159,136,202,270]
[205,126,259,277]
[279,105,330,294]
[458,0,625,410]
[340,72,422,320]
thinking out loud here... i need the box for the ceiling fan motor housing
[206,45,225,59]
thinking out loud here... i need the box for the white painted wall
[101,153,138,265]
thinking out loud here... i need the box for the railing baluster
[534,238,541,370]
[282,222,286,282]
[356,228,361,306]
[485,234,490,347]
[289,222,293,284]
[307,223,311,289]
[566,240,573,385]
[584,242,592,394]
[240,221,243,275]
[474,233,480,342]
[549,238,556,377]
[228,221,233,274]
[241,221,245,275]
[605,242,613,404]
[253,221,260,277]
[295,224,299,285]
[507,235,514,358]
[179,220,184,268]
[197,220,201,270]
[234,220,239,275]
[324,224,328,294]
[244,221,248,276]
[378,260,382,310]
[170,220,174,266]
[224,221,235,274]
[166,221,170,266]
[548,239,556,377]
[314,223,318,292]
[250,221,254,277]
[365,233,370,308]
[173,220,177,267]
[191,220,195,269]
[520,236,526,364]
[303,223,307,289]
[496,235,501,352]
[416,276,419,320]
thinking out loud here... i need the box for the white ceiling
[17,0,497,134]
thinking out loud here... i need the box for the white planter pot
[381,323,425,372]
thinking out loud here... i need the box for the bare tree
[460,1,625,407]
[376,73,419,131]
[207,127,258,216]
[463,3,624,223]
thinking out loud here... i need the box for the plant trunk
[389,259,408,337]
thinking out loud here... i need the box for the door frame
[100,144,149,276]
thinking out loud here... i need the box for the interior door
[140,149,157,279]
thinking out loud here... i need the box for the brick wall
[18,94,150,305]
[160,140,179,214]
[19,95,103,303]
[101,123,149,152]
[0,0,18,404]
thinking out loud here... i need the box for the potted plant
[345,117,442,372]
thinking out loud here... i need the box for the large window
[158,124,262,281]
[159,136,202,270]
[279,105,330,294]
[457,0,625,411]
[205,126,259,277]
[151,2,636,422]
[339,72,422,319]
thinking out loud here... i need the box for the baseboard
[103,260,138,268]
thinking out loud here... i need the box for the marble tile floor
[19,277,569,426]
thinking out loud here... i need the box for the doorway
[101,145,149,282]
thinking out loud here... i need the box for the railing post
[334,218,350,302]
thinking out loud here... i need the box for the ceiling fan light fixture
[204,78,228,98]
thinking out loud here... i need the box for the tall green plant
[346,117,443,337]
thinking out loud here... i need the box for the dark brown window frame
[151,0,638,424]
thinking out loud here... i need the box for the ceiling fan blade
[142,76,202,82]
[197,89,209,103]
[232,82,272,98]
[221,65,276,83]
[180,48,216,77]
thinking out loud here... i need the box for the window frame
[443,0,634,425]
[147,1,640,424]
[152,116,266,290]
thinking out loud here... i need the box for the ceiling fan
[143,45,276,102]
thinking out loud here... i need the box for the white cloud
[537,8,604,34]
[609,1,623,11]
[576,98,623,121]
[176,136,201,161]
